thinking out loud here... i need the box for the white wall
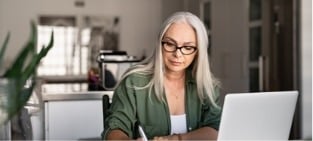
[161,0,185,21]
[300,0,312,139]
[0,0,162,67]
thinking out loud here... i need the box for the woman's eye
[166,42,176,47]
[184,46,194,50]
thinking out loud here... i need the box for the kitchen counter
[42,91,114,101]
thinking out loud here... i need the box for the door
[262,0,300,139]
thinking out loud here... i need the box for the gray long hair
[118,11,219,107]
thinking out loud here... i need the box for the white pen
[138,125,148,141]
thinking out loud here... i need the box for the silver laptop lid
[217,91,298,140]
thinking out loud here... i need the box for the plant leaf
[19,81,35,108]
[3,22,37,78]
[30,21,37,53]
[6,79,35,119]
[0,33,10,69]
[3,41,35,78]
[6,79,21,119]
[21,31,54,84]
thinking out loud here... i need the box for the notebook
[217,91,298,140]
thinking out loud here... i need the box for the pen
[138,125,148,141]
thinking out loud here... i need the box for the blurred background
[0,0,311,140]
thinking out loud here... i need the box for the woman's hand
[153,134,180,141]
[152,127,218,140]
[153,136,168,141]
[136,137,144,141]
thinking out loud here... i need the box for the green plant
[0,21,54,123]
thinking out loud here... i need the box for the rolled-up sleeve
[200,89,222,130]
[102,77,137,139]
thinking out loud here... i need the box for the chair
[102,95,111,128]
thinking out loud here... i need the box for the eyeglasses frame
[161,41,197,55]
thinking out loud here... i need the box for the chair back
[102,95,111,127]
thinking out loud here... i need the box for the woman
[102,11,221,140]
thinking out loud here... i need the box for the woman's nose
[174,48,183,57]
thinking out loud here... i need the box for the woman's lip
[170,60,182,65]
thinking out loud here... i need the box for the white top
[170,114,187,134]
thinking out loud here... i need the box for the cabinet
[44,92,113,140]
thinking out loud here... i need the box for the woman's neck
[164,71,185,81]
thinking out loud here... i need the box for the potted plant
[0,21,54,128]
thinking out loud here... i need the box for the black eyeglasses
[161,41,197,55]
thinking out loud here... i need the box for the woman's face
[162,22,197,73]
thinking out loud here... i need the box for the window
[37,26,88,75]
[37,18,89,93]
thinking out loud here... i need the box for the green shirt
[102,71,221,139]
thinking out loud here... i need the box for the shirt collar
[185,68,196,84]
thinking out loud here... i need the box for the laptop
[217,91,298,140]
